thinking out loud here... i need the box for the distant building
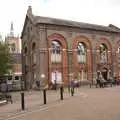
[21,6,120,89]
[5,22,22,79]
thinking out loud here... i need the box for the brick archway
[72,36,92,81]
[96,38,112,51]
[48,33,68,48]
[72,36,92,49]
[96,38,112,65]
[48,33,68,84]
[96,38,112,79]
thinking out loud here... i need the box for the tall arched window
[24,47,28,65]
[99,44,107,63]
[32,42,36,64]
[118,47,120,53]
[77,42,86,63]
[51,40,61,62]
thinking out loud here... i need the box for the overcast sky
[0,0,120,38]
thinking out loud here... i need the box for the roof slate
[34,16,120,33]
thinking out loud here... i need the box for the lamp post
[40,74,45,87]
[41,74,47,104]
[54,71,57,90]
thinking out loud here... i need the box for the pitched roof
[34,16,120,33]
[21,6,120,38]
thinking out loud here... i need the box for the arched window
[99,44,107,63]
[32,42,36,64]
[32,42,35,50]
[51,40,61,62]
[77,42,86,63]
[118,47,120,53]
[24,47,28,65]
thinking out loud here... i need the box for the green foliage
[0,42,12,76]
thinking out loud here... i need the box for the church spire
[10,21,14,37]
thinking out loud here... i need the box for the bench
[90,79,112,88]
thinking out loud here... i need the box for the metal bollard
[21,92,25,110]
[43,89,47,104]
[60,86,63,100]
[71,87,74,96]
[68,85,70,93]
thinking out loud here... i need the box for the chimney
[27,6,32,15]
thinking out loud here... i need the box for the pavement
[0,86,120,120]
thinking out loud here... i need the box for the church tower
[5,22,22,79]
[5,22,20,53]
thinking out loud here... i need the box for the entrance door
[51,71,62,84]
[102,70,108,80]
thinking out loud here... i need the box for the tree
[0,42,12,76]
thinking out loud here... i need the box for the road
[0,86,120,120]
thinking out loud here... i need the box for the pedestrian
[6,83,13,104]
[54,80,57,90]
[0,80,7,100]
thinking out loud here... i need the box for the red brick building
[21,6,120,89]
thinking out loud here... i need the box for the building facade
[21,6,120,89]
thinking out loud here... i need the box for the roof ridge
[35,15,109,28]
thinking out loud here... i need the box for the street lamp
[40,74,45,89]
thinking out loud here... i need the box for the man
[0,80,7,100]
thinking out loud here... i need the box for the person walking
[0,80,7,100]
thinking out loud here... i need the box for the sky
[0,0,120,39]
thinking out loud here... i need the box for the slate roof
[34,16,120,33]
[21,6,120,39]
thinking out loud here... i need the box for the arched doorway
[96,39,112,80]
[101,68,108,80]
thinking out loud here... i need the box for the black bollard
[43,89,47,104]
[71,87,74,96]
[68,85,70,93]
[60,86,63,100]
[21,92,25,110]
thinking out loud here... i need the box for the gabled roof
[21,6,120,38]
[35,16,120,33]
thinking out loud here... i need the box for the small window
[15,76,19,80]
[8,76,12,80]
